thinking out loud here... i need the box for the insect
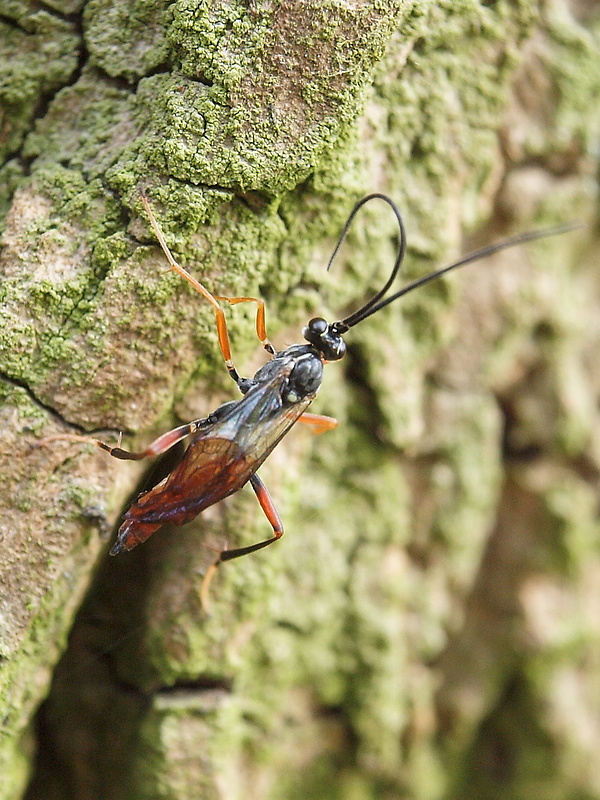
[43,193,576,605]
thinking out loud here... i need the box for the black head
[302,317,347,362]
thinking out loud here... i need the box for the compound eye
[307,317,328,336]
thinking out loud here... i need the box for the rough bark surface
[0,1,598,799]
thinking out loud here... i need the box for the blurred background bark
[0,1,598,799]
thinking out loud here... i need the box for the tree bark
[0,2,598,799]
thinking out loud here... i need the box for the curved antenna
[336,221,583,330]
[326,194,407,333]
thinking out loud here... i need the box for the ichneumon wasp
[42,193,577,605]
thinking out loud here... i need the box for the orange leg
[214,294,275,356]
[297,412,338,434]
[141,195,274,389]
[38,416,213,461]
[200,472,283,611]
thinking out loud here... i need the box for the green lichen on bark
[0,1,599,800]
[0,6,80,163]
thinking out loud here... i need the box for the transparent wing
[122,362,313,527]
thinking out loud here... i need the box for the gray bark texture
[0,1,599,799]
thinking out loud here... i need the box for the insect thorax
[245,344,324,405]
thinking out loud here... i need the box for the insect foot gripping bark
[39,192,580,609]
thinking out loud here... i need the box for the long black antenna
[326,194,406,333]
[334,214,582,332]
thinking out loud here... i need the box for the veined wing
[122,360,315,528]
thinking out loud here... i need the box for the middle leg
[199,472,284,610]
